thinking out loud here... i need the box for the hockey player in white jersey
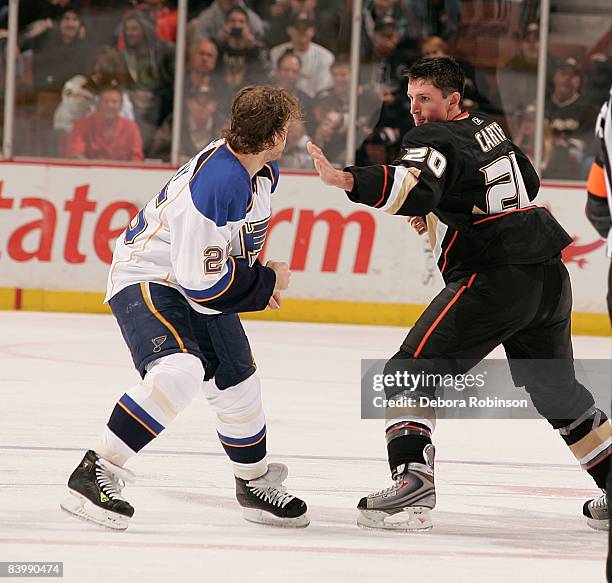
[61,86,309,530]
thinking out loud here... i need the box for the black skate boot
[60,450,135,530]
[583,490,608,530]
[357,444,435,531]
[235,463,309,527]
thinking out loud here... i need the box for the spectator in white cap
[269,12,334,98]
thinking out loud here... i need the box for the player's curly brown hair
[222,85,302,155]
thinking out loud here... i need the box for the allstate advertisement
[0,161,608,315]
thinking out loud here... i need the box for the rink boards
[0,159,609,335]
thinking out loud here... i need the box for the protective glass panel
[542,0,610,180]
[13,2,177,162]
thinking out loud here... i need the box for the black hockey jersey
[345,111,573,283]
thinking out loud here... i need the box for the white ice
[0,311,610,583]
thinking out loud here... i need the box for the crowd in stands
[0,0,609,179]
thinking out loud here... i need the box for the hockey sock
[202,373,267,480]
[553,407,611,489]
[386,418,433,475]
[95,353,204,466]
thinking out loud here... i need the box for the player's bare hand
[408,216,427,236]
[267,290,282,310]
[267,260,291,290]
[306,141,354,191]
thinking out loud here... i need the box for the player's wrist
[340,170,355,191]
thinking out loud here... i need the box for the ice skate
[60,450,135,531]
[582,490,608,531]
[235,463,309,528]
[357,444,436,532]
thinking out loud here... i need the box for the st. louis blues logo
[152,335,168,353]
[236,216,270,266]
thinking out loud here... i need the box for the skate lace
[371,477,404,499]
[249,485,294,508]
[95,462,127,501]
[591,493,607,511]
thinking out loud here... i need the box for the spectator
[54,45,133,135]
[6,0,83,32]
[405,0,460,40]
[216,6,269,92]
[310,100,345,164]
[79,0,134,47]
[149,85,225,162]
[359,79,414,165]
[132,0,178,43]
[20,3,91,95]
[66,86,144,161]
[544,58,599,180]
[359,15,414,101]
[271,49,312,118]
[420,35,497,114]
[265,0,343,52]
[18,3,92,155]
[279,119,312,169]
[307,57,381,164]
[187,38,231,108]
[270,12,334,98]
[584,54,612,111]
[362,0,421,48]
[189,0,265,45]
[510,103,554,168]
[118,11,175,153]
[497,22,555,139]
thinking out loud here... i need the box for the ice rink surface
[0,311,610,583]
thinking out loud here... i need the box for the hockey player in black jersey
[308,57,610,532]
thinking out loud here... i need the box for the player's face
[407,79,454,126]
[267,125,290,160]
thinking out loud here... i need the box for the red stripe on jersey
[472,205,538,225]
[440,230,458,274]
[373,165,389,208]
[413,273,477,359]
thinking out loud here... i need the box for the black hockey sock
[386,420,432,474]
[552,408,611,489]
[588,457,609,490]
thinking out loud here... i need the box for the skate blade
[60,490,130,531]
[357,508,432,532]
[586,517,609,531]
[242,507,310,528]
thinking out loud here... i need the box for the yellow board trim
[139,283,187,352]
[0,287,610,336]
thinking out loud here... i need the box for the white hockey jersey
[105,139,279,314]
